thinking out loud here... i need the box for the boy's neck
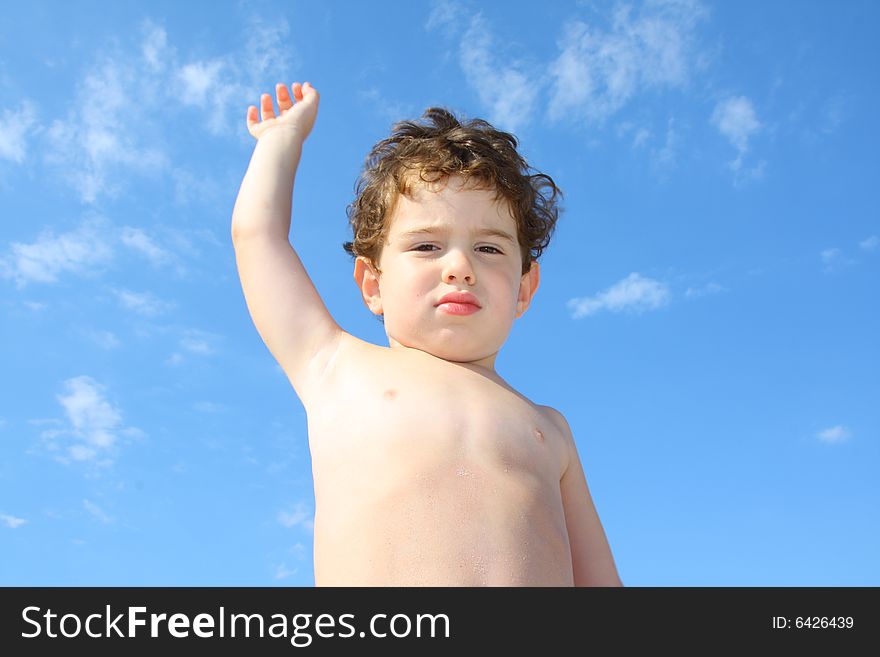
[387,340,499,374]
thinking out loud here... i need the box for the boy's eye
[412,244,503,254]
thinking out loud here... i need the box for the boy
[231,81,623,586]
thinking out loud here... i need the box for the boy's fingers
[292,82,303,102]
[246,105,258,130]
[277,83,293,111]
[260,93,276,121]
[302,82,319,103]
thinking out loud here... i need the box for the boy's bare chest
[305,338,566,483]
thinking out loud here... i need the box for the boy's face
[354,175,540,369]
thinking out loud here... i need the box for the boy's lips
[435,291,481,308]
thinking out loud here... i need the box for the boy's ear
[353,256,384,316]
[515,260,540,319]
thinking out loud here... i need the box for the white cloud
[83,329,121,350]
[425,0,460,36]
[119,227,174,267]
[44,59,169,204]
[357,87,415,125]
[274,564,298,580]
[242,17,294,82]
[711,96,760,151]
[424,4,538,131]
[859,235,878,251]
[548,0,707,124]
[193,401,225,413]
[711,95,761,174]
[820,248,841,265]
[820,247,856,272]
[0,217,195,288]
[0,100,39,163]
[39,13,298,202]
[170,166,223,207]
[457,13,537,132]
[820,93,850,135]
[685,282,725,298]
[179,328,218,355]
[141,20,172,73]
[652,117,678,169]
[37,376,141,465]
[112,288,176,317]
[1,513,27,529]
[83,499,113,524]
[278,502,314,532]
[176,60,225,109]
[567,272,670,318]
[175,15,297,137]
[58,377,122,450]
[631,126,652,148]
[0,216,115,288]
[817,425,850,444]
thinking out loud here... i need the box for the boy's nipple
[383,388,398,401]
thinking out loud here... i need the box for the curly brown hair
[343,107,562,277]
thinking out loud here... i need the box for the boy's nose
[441,250,475,284]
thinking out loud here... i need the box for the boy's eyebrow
[397,225,517,244]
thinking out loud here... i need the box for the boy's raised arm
[231,82,342,404]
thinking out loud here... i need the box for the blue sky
[1,0,877,586]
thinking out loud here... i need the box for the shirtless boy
[231,81,623,586]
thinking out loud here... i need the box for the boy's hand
[246,81,320,142]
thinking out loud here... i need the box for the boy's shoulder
[537,404,572,440]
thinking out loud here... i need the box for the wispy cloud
[711,95,763,178]
[192,401,226,413]
[548,0,707,125]
[278,501,314,532]
[44,58,169,204]
[567,272,671,318]
[83,499,114,524]
[82,329,121,350]
[141,19,171,73]
[111,288,176,317]
[357,87,415,126]
[0,217,114,288]
[0,100,39,163]
[274,564,298,580]
[426,5,539,132]
[458,13,537,132]
[37,376,143,465]
[425,0,462,41]
[36,14,298,203]
[1,513,27,529]
[817,425,850,444]
[0,217,198,288]
[820,247,856,273]
[684,281,725,298]
[173,15,296,137]
[119,227,175,267]
[859,235,878,252]
[179,328,219,356]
